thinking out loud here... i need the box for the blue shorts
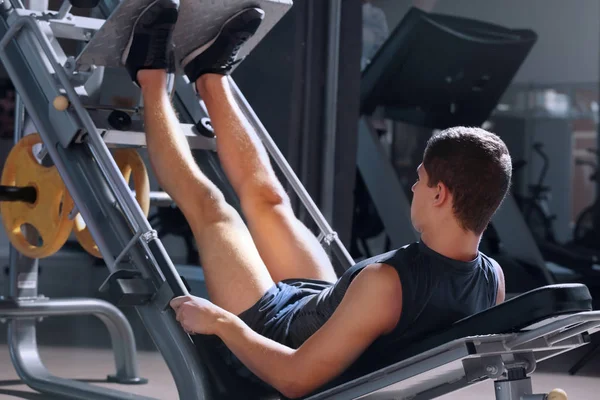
[214,278,332,386]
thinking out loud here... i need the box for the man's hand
[170,295,228,335]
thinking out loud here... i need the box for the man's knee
[188,187,240,226]
[241,183,291,212]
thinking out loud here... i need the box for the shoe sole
[121,0,174,65]
[180,7,262,68]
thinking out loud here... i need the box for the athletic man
[123,2,508,398]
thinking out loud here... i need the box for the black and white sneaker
[181,7,265,82]
[122,0,180,85]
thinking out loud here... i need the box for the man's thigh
[244,202,338,283]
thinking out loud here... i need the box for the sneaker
[181,7,265,82]
[122,0,180,85]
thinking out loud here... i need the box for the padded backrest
[301,284,592,397]
[361,7,537,128]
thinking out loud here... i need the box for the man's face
[410,163,435,233]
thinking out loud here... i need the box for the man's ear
[433,183,448,207]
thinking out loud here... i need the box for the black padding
[301,284,592,398]
[361,7,537,129]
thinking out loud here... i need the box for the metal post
[14,93,24,141]
[24,0,48,11]
[596,14,600,233]
[321,0,342,224]
[494,377,533,400]
[56,1,72,20]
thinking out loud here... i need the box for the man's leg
[181,8,338,283]
[122,0,274,315]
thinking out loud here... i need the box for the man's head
[410,127,512,236]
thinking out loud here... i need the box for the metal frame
[320,0,342,224]
[2,248,149,399]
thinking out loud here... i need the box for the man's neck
[420,226,480,262]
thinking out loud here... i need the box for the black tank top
[287,241,499,349]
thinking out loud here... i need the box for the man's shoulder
[362,262,402,279]
[354,264,403,302]
[350,264,403,332]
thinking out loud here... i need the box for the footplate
[76,0,293,70]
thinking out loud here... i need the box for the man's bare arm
[213,264,403,398]
[495,262,506,304]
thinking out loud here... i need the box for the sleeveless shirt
[285,241,499,349]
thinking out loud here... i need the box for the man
[124,2,508,398]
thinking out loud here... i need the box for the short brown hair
[423,127,512,234]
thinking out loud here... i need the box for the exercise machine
[0,2,597,400]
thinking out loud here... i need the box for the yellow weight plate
[74,148,150,258]
[0,134,74,258]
